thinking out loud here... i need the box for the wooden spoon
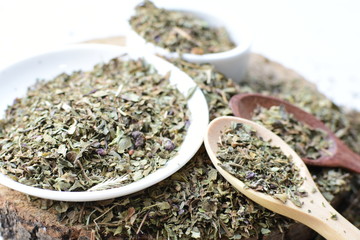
[229,93,360,173]
[204,116,360,240]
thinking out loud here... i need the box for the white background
[1,0,360,111]
[0,0,359,237]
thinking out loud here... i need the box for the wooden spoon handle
[289,185,360,240]
[317,206,360,240]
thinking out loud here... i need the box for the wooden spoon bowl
[229,93,360,173]
[204,116,360,240]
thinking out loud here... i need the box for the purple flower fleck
[246,171,255,179]
[164,139,175,151]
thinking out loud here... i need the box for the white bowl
[0,43,209,202]
[127,7,252,83]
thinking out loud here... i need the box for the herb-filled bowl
[0,43,209,202]
[127,1,252,83]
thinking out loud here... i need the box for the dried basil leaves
[217,122,306,207]
[129,1,235,54]
[0,57,189,191]
[18,56,356,239]
[252,105,333,160]
[2,51,356,239]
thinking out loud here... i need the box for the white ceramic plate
[0,44,209,202]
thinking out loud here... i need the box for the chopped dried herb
[330,212,338,220]
[129,1,235,54]
[33,150,292,239]
[252,105,333,160]
[0,57,189,191]
[19,55,356,239]
[311,168,351,202]
[217,122,306,207]
[167,58,241,119]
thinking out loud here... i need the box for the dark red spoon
[229,93,360,173]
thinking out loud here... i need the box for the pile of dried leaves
[252,105,332,160]
[129,1,235,54]
[0,58,189,191]
[217,122,305,207]
[24,56,358,239]
[37,148,292,239]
